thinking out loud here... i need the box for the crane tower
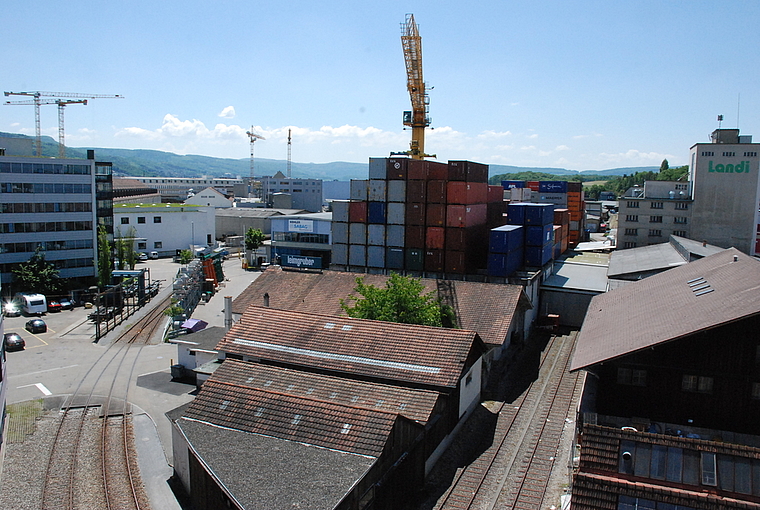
[3,91,122,157]
[245,126,265,197]
[392,14,435,160]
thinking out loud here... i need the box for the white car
[138,253,148,261]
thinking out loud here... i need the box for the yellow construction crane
[392,13,435,160]
[3,91,123,157]
[245,126,265,197]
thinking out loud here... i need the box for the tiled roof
[231,267,527,347]
[184,377,400,457]
[217,306,484,390]
[177,418,376,510]
[571,249,760,371]
[208,359,441,424]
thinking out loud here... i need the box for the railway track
[40,294,171,510]
[433,331,580,510]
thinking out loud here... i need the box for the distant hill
[0,132,658,181]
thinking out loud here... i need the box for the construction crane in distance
[391,13,435,160]
[3,91,123,157]
[245,126,265,197]
[287,128,292,178]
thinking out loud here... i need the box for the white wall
[113,205,215,255]
[458,358,483,418]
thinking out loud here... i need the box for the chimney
[733,255,739,262]
[702,240,707,247]
[263,292,270,307]
[224,296,233,330]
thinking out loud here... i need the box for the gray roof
[177,418,375,510]
[571,248,760,371]
[275,212,332,221]
[215,208,307,218]
[671,235,727,259]
[542,261,610,293]
[607,242,687,277]
[172,325,225,351]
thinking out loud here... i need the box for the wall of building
[130,177,244,202]
[616,181,692,249]
[261,176,323,212]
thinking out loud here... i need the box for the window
[138,217,146,224]
[624,242,636,248]
[701,151,714,156]
[650,216,663,223]
[744,152,757,157]
[648,229,662,237]
[675,184,688,190]
[650,202,663,209]
[723,152,735,157]
[153,216,162,223]
[701,452,717,486]
[617,368,646,386]
[120,217,129,224]
[683,374,713,393]
[154,242,162,249]
[675,202,689,210]
[624,228,638,236]
[674,217,688,224]
[626,215,639,222]
[627,201,640,208]
[674,230,687,237]
[137,242,147,250]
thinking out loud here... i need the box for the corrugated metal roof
[218,306,484,389]
[607,242,687,277]
[571,248,760,371]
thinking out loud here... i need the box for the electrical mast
[245,126,265,197]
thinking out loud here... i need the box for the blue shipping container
[488,249,522,277]
[386,247,404,269]
[523,203,555,225]
[368,201,386,224]
[502,180,525,189]
[490,225,523,253]
[524,243,553,267]
[367,245,385,268]
[538,181,568,193]
[506,203,526,225]
[525,224,554,247]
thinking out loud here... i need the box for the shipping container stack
[331,157,499,276]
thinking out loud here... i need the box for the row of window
[0,202,92,214]
[121,216,161,224]
[625,215,688,224]
[0,257,93,274]
[624,229,689,237]
[619,440,760,496]
[0,239,94,254]
[0,162,91,175]
[272,232,330,244]
[0,221,93,234]
[617,367,760,398]
[700,151,757,157]
[136,241,163,250]
[0,182,92,194]
[627,202,689,210]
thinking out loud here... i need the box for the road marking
[17,383,52,396]
[18,364,79,377]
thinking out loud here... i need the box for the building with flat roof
[260,171,323,212]
[126,176,245,202]
[617,180,692,249]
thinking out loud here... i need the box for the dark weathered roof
[184,376,399,457]
[208,359,441,424]
[177,418,376,510]
[571,248,760,371]
[170,325,225,351]
[217,306,484,390]
[231,267,527,347]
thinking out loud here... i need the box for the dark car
[3,332,26,351]
[47,300,62,313]
[25,318,47,333]
[58,298,74,310]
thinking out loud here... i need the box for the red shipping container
[447,161,466,181]
[445,250,466,274]
[405,202,426,225]
[405,225,425,248]
[407,159,427,180]
[553,208,570,226]
[386,158,408,180]
[426,227,445,250]
[446,204,487,228]
[424,249,445,272]
[448,160,489,183]
[552,225,562,243]
[445,226,483,251]
[567,181,582,192]
[446,181,488,205]
[427,180,447,203]
[348,201,367,223]
[426,203,446,226]
[487,185,504,203]
[406,179,427,203]
[527,180,540,192]
[427,161,448,180]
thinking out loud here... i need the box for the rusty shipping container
[407,159,427,180]
[405,202,426,226]
[447,182,488,205]
[446,204,487,228]
[448,160,489,183]
[487,185,504,203]
[406,179,427,203]
[427,180,447,203]
[445,250,466,274]
[426,203,446,226]
[386,158,408,180]
[427,161,448,180]
[425,226,445,250]
[424,249,445,272]
[405,225,425,249]
[349,201,367,223]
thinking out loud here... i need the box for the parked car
[138,252,148,261]
[3,332,25,351]
[47,300,62,313]
[149,251,159,259]
[59,298,74,310]
[25,318,47,333]
[3,301,20,317]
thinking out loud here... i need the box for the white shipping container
[387,180,406,202]
[332,243,348,265]
[386,224,405,247]
[332,222,349,244]
[367,224,386,246]
[350,180,368,201]
[387,202,405,225]
[369,179,387,202]
[367,245,385,268]
[369,158,387,179]
[331,200,350,222]
[349,223,366,244]
[349,244,366,266]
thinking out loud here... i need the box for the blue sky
[3,1,760,170]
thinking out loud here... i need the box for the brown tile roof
[571,248,760,371]
[184,377,401,457]
[232,267,528,347]
[209,359,441,424]
[217,306,485,390]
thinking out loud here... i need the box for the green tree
[164,299,185,318]
[660,159,670,172]
[114,226,138,270]
[340,273,457,328]
[97,225,113,289]
[179,249,194,264]
[11,246,62,295]
[245,228,266,251]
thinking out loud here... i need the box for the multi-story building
[617,180,692,249]
[260,171,323,213]
[269,212,332,268]
[689,128,760,255]
[126,177,245,202]
[0,152,109,289]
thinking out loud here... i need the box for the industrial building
[269,212,332,269]
[617,180,693,249]
[126,176,246,202]
[260,171,323,213]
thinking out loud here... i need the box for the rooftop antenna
[717,114,723,130]
[287,128,292,178]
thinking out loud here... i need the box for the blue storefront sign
[281,254,322,269]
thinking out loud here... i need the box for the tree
[245,228,265,251]
[179,249,194,264]
[12,246,62,296]
[660,159,670,172]
[340,273,457,328]
[97,225,113,289]
[114,226,137,270]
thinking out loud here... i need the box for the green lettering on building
[708,161,751,173]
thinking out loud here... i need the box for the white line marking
[17,383,53,395]
[17,364,79,377]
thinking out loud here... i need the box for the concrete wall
[113,204,215,256]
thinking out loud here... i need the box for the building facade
[689,129,760,255]
[260,171,323,213]
[270,212,332,268]
[127,177,245,202]
[617,180,692,249]
[0,154,104,288]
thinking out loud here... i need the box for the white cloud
[596,149,674,165]
[555,145,570,151]
[218,106,236,119]
[528,133,538,139]
[477,130,512,139]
